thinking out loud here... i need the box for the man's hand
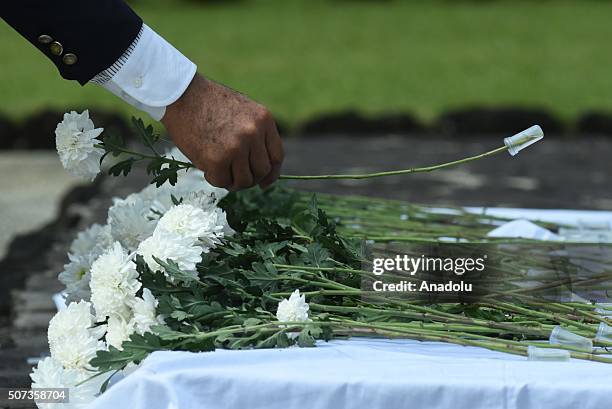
[161,74,283,190]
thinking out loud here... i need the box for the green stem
[279,145,507,180]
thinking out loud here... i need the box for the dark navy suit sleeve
[1,0,143,85]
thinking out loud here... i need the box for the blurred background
[2,0,612,255]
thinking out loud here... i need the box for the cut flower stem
[279,145,508,180]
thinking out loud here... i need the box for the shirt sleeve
[90,24,197,121]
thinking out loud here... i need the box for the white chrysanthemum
[155,204,209,239]
[55,110,105,180]
[276,290,310,323]
[136,231,202,282]
[90,242,141,320]
[58,252,97,303]
[106,314,135,351]
[129,289,164,335]
[30,357,101,408]
[69,223,113,259]
[50,330,106,372]
[107,195,157,251]
[59,224,114,304]
[156,204,230,247]
[47,301,106,370]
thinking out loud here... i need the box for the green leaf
[99,370,119,393]
[108,158,135,177]
[101,133,125,157]
[91,333,163,372]
[170,310,192,321]
[153,325,192,341]
[297,324,322,347]
[243,318,262,326]
[305,243,331,267]
[153,257,200,284]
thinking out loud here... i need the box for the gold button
[38,34,53,44]
[62,53,78,65]
[49,41,63,56]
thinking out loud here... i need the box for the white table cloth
[90,338,612,409]
[88,208,612,409]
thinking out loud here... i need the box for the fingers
[230,150,254,191]
[259,122,284,189]
[204,160,233,189]
[198,108,283,191]
[249,139,272,185]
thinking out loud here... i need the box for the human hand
[161,74,283,190]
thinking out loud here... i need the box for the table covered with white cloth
[87,208,612,409]
[89,338,611,409]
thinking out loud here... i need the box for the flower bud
[549,325,592,351]
[504,125,544,156]
[527,346,571,361]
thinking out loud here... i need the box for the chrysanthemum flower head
[55,110,104,180]
[47,301,106,371]
[90,242,141,321]
[30,357,101,407]
[276,289,311,323]
[107,195,157,251]
[136,231,202,283]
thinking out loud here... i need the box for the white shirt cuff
[91,24,197,121]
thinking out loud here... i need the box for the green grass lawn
[2,0,612,128]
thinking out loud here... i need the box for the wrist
[162,74,209,125]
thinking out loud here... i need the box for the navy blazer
[1,0,142,85]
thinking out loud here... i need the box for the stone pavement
[0,134,610,408]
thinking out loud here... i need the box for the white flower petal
[55,110,105,180]
[106,314,135,351]
[129,288,164,335]
[47,301,106,371]
[136,231,202,283]
[276,289,310,323]
[107,196,157,251]
[90,242,140,321]
[30,357,101,407]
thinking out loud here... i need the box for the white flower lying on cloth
[47,301,106,371]
[30,357,102,408]
[55,110,104,180]
[276,290,311,323]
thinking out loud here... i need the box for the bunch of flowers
[31,111,610,407]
